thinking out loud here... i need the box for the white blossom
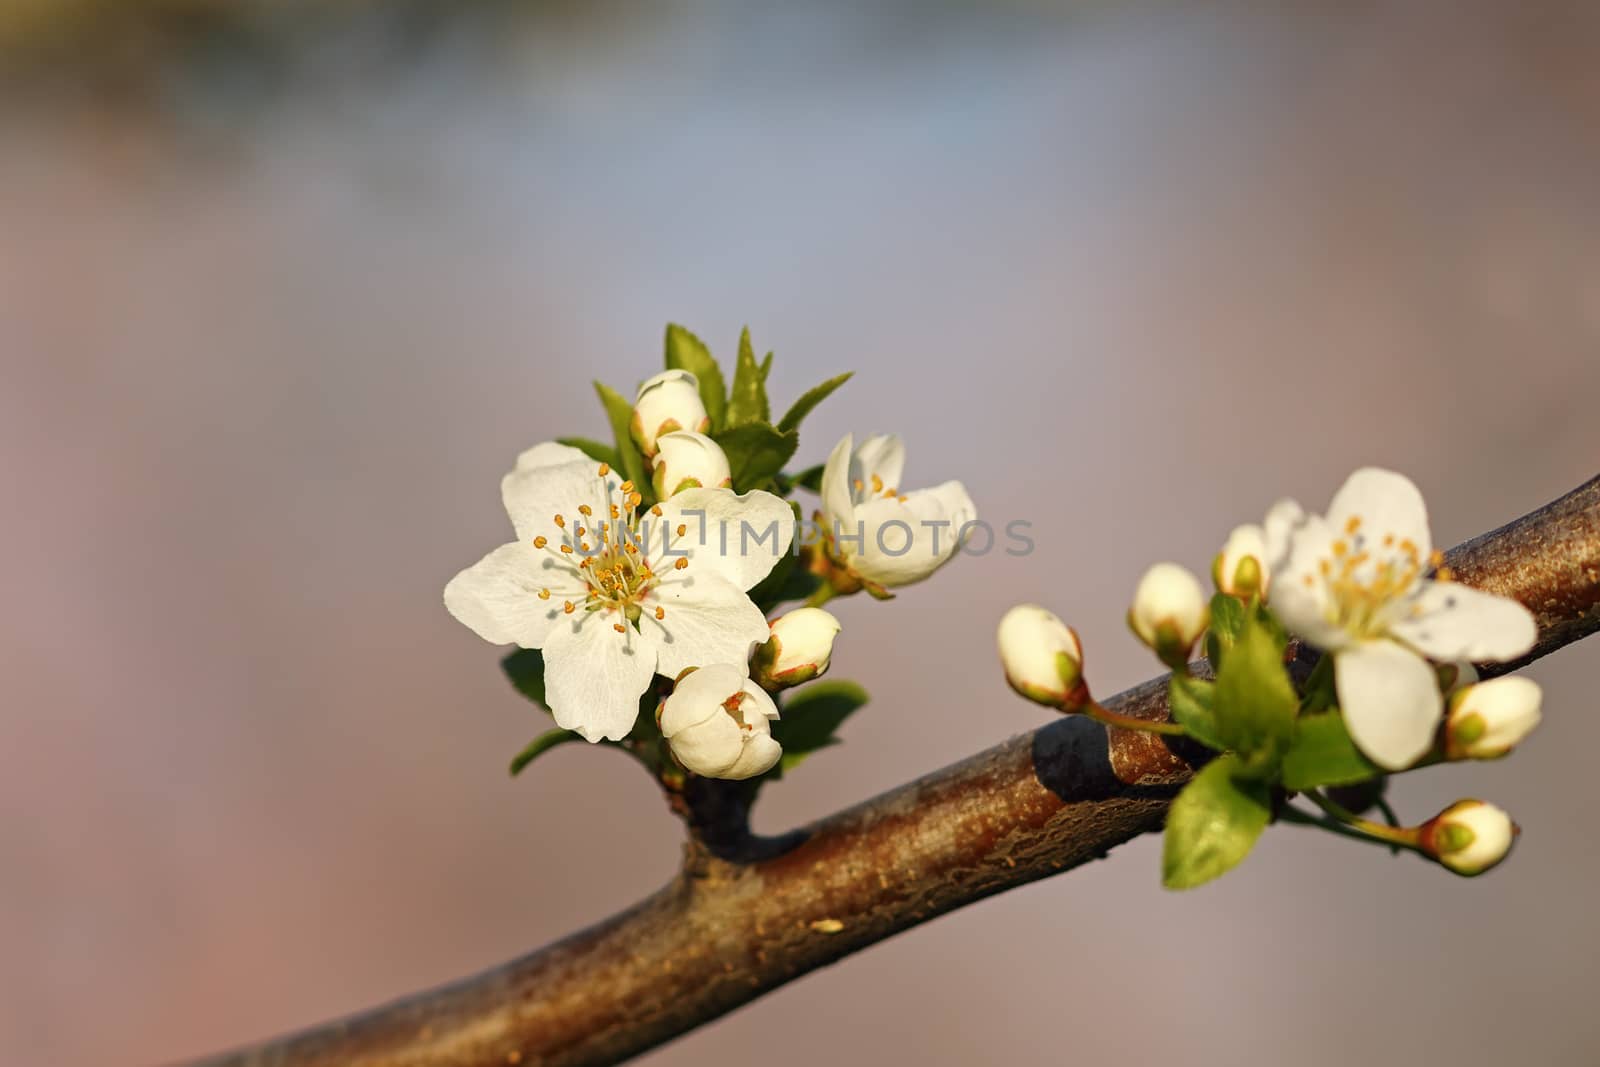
[652,430,733,499]
[1445,676,1542,760]
[631,369,709,457]
[1129,562,1209,666]
[753,608,841,690]
[659,663,782,779]
[1422,799,1517,877]
[996,604,1084,708]
[1213,523,1269,599]
[444,443,793,742]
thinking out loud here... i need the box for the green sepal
[664,324,727,430]
[592,381,651,501]
[771,679,869,772]
[1211,612,1298,770]
[725,327,771,428]
[777,371,853,434]
[1168,676,1227,751]
[782,463,826,493]
[556,436,621,470]
[509,728,585,775]
[1161,753,1272,889]
[713,422,800,493]
[1280,711,1381,791]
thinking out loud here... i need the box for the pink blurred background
[3,3,1599,1065]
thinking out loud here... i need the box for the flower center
[1310,515,1437,639]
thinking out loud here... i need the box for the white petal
[1262,498,1307,574]
[660,663,746,736]
[443,542,585,648]
[1389,581,1538,663]
[541,613,658,742]
[650,488,795,592]
[513,441,592,474]
[643,572,771,679]
[1266,512,1353,651]
[850,434,906,502]
[665,710,744,777]
[850,480,976,588]
[501,457,611,543]
[1327,467,1432,560]
[724,732,782,780]
[820,433,856,529]
[1335,640,1444,770]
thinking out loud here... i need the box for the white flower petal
[650,488,794,592]
[541,613,658,742]
[850,434,906,502]
[513,441,592,474]
[443,542,584,648]
[724,732,782,780]
[1335,640,1444,770]
[501,457,611,543]
[820,433,857,529]
[660,663,746,736]
[1327,467,1431,560]
[1390,581,1538,663]
[850,480,975,587]
[644,572,772,679]
[1259,513,1352,651]
[1262,498,1307,573]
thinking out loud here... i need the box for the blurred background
[3,1,1599,1064]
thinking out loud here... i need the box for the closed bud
[631,369,710,457]
[1212,524,1269,599]
[752,608,841,691]
[659,664,782,780]
[1445,676,1541,760]
[651,431,733,498]
[1435,661,1479,695]
[1420,799,1517,877]
[997,604,1086,710]
[1128,562,1209,668]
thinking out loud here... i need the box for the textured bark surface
[196,476,1600,1067]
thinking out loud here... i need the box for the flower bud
[659,664,782,780]
[1212,524,1269,599]
[1420,799,1517,877]
[752,608,841,691]
[1128,562,1209,668]
[650,431,733,498]
[1435,661,1479,695]
[996,604,1085,710]
[1444,676,1541,760]
[631,369,710,457]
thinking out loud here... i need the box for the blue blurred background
[2,3,1598,1064]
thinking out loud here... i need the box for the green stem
[1083,700,1188,738]
[1299,653,1336,711]
[1305,789,1421,850]
[804,584,839,608]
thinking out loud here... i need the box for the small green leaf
[1212,614,1298,766]
[714,422,800,492]
[784,463,826,493]
[1168,676,1227,751]
[1162,754,1272,889]
[502,649,549,711]
[1280,711,1381,791]
[772,679,869,771]
[593,381,650,497]
[665,324,727,430]
[777,371,852,434]
[725,327,771,428]
[556,436,621,469]
[509,728,584,775]
[758,352,774,380]
[1205,593,1247,668]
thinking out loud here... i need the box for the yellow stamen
[532,536,547,548]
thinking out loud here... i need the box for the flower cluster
[447,325,973,785]
[999,467,1543,887]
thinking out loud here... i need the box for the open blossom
[819,433,976,592]
[1264,468,1537,770]
[651,430,732,499]
[631,370,709,457]
[659,663,782,780]
[444,443,793,742]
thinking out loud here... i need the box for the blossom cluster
[446,326,973,783]
[999,467,1543,886]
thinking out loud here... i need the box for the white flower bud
[1445,676,1541,760]
[659,664,782,780]
[650,431,733,498]
[752,608,841,691]
[1422,799,1517,877]
[1129,562,1209,667]
[1212,523,1269,599]
[631,369,710,457]
[996,604,1085,709]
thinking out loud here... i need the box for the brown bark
[194,476,1600,1067]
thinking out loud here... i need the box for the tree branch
[193,475,1600,1067]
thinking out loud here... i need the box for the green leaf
[772,679,869,771]
[713,422,800,492]
[556,436,621,469]
[1162,754,1272,889]
[665,324,727,430]
[509,728,584,775]
[1205,592,1247,669]
[784,463,826,493]
[777,371,852,434]
[1211,613,1298,766]
[725,327,771,428]
[1168,676,1227,751]
[758,352,773,380]
[1280,711,1381,791]
[502,649,549,711]
[593,381,651,497]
